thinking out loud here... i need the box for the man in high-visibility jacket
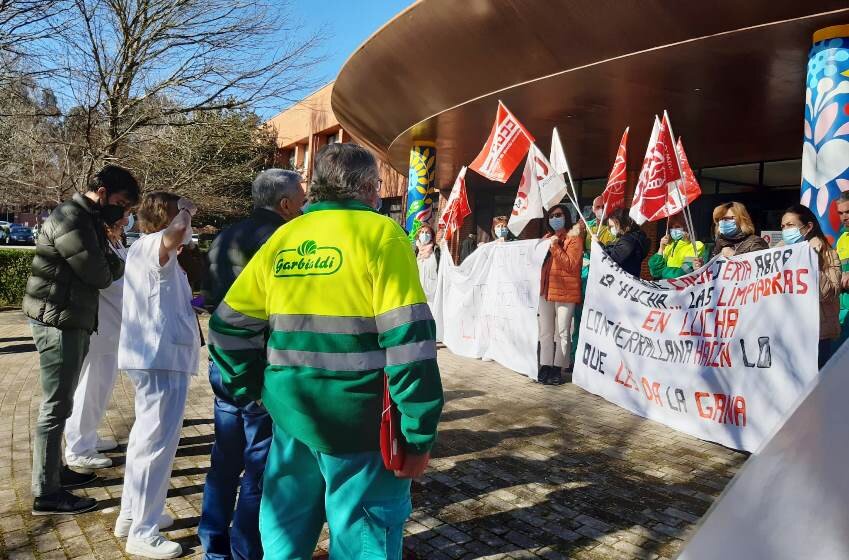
[835,193,849,351]
[208,143,444,559]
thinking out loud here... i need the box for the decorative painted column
[802,24,849,244]
[405,141,437,239]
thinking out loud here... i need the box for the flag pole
[663,110,699,257]
[553,127,591,231]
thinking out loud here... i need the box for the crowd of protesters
[19,141,849,559]
[442,193,849,385]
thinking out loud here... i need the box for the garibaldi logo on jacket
[274,240,343,277]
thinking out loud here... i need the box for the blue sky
[288,1,414,94]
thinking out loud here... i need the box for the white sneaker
[114,514,174,538]
[65,452,112,470]
[125,535,182,559]
[95,437,119,452]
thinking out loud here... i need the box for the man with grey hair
[208,143,443,558]
[199,168,304,560]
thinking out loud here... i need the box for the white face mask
[419,232,432,244]
[609,225,618,238]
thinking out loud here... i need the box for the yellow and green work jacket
[837,230,849,320]
[648,239,705,279]
[209,200,444,454]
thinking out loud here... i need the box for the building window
[762,159,801,189]
[382,196,403,226]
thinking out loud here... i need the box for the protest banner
[573,241,820,452]
[679,342,849,560]
[432,239,549,378]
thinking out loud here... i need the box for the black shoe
[536,365,551,384]
[60,466,98,489]
[32,489,97,516]
[549,370,565,385]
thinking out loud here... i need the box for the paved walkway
[0,310,746,559]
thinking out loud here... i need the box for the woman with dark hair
[779,204,841,367]
[415,224,440,305]
[116,192,200,559]
[710,201,768,258]
[537,204,584,384]
[604,208,650,277]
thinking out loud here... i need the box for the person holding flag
[585,197,616,250]
[648,213,706,279]
[604,208,650,277]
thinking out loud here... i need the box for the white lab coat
[417,250,439,305]
[116,230,198,539]
[65,240,127,457]
[117,230,200,374]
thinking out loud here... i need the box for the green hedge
[0,249,33,307]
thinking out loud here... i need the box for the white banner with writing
[433,240,549,378]
[574,242,820,452]
[678,343,849,560]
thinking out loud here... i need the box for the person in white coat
[415,224,440,305]
[63,217,129,469]
[116,192,200,559]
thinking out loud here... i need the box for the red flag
[601,127,629,213]
[469,101,534,183]
[438,166,471,241]
[629,116,681,224]
[659,137,702,218]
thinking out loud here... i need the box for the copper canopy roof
[331,1,849,189]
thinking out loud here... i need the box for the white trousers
[65,351,120,457]
[120,370,189,539]
[538,298,576,369]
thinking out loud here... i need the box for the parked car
[7,224,34,245]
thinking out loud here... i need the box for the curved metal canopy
[332,0,849,189]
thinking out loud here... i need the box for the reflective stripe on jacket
[208,199,444,454]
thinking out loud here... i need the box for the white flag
[508,144,546,236]
[549,127,570,175]
[535,131,569,210]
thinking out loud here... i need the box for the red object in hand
[380,375,406,470]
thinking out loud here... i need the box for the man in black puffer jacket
[24,165,139,515]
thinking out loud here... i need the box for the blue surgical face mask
[495,227,509,239]
[374,195,382,212]
[781,227,804,245]
[419,232,432,244]
[718,219,739,237]
[669,228,684,241]
[549,216,566,231]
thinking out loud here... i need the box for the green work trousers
[260,425,412,559]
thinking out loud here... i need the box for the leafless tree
[0,0,63,86]
[51,0,323,167]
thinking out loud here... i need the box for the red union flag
[438,166,471,241]
[601,127,629,213]
[469,101,534,183]
[660,137,702,218]
[629,116,682,224]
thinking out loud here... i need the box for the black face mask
[100,204,125,225]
